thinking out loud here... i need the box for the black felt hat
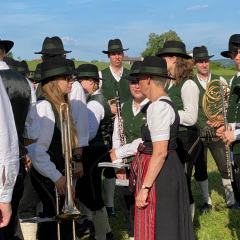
[124,61,142,81]
[0,39,14,53]
[102,39,129,54]
[3,57,17,71]
[156,40,192,59]
[17,60,32,74]
[193,46,214,60]
[38,56,74,82]
[221,34,240,58]
[137,56,175,80]
[75,64,102,81]
[35,36,72,55]
[30,63,42,83]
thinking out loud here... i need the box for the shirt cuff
[234,129,240,140]
[151,134,169,142]
[115,147,124,160]
[0,188,13,203]
[49,171,62,183]
[77,137,89,147]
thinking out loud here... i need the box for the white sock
[104,177,116,207]
[222,178,235,206]
[190,203,195,221]
[91,207,111,240]
[20,222,38,240]
[197,179,212,205]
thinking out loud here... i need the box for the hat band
[43,66,70,78]
[194,53,210,58]
[229,43,239,52]
[77,72,99,78]
[162,47,187,55]
[130,69,140,75]
[17,67,29,72]
[140,66,167,75]
[43,43,63,50]
[109,44,123,51]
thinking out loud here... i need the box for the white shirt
[99,66,124,88]
[168,79,199,126]
[113,98,149,159]
[115,96,175,159]
[69,81,89,147]
[87,89,105,141]
[196,73,227,89]
[31,100,62,183]
[0,76,19,203]
[0,61,39,141]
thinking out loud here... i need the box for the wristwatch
[142,184,151,190]
[73,154,82,163]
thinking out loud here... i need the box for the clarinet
[219,81,234,181]
[115,91,127,164]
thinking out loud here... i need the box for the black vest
[1,69,31,158]
[87,93,113,148]
[142,99,179,150]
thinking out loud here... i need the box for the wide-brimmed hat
[221,34,240,58]
[29,63,42,83]
[193,46,214,61]
[17,60,32,74]
[102,39,129,54]
[156,40,192,59]
[35,36,72,55]
[0,39,14,53]
[137,56,175,80]
[124,61,142,81]
[38,56,74,82]
[3,57,17,71]
[75,64,102,81]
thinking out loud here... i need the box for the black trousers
[30,167,73,240]
[0,174,24,240]
[76,145,110,211]
[231,154,240,204]
[18,169,41,219]
[194,138,230,181]
[176,128,203,204]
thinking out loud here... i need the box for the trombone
[54,103,83,240]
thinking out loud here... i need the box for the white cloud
[186,5,208,11]
[61,37,80,46]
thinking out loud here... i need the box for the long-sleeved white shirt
[69,81,89,147]
[113,98,149,159]
[0,76,19,203]
[32,100,62,183]
[87,90,105,141]
[168,79,199,126]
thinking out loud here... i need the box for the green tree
[5,51,14,58]
[17,56,22,61]
[141,30,182,57]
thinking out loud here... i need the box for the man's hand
[223,131,236,147]
[109,149,118,162]
[110,103,117,115]
[216,124,232,137]
[116,169,127,180]
[73,162,84,179]
[24,155,31,172]
[0,202,12,228]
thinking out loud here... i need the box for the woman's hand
[136,188,149,209]
[116,169,127,180]
[73,162,84,179]
[55,176,66,195]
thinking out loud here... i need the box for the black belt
[137,143,175,154]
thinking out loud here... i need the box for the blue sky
[0,0,239,62]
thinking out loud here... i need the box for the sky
[0,0,239,62]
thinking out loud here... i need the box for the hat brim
[122,75,137,81]
[194,55,214,61]
[37,70,74,83]
[220,51,231,58]
[34,49,72,55]
[102,48,129,54]
[0,40,14,53]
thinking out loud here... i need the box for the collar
[196,73,211,83]
[237,72,240,78]
[109,65,123,77]
[0,61,10,70]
